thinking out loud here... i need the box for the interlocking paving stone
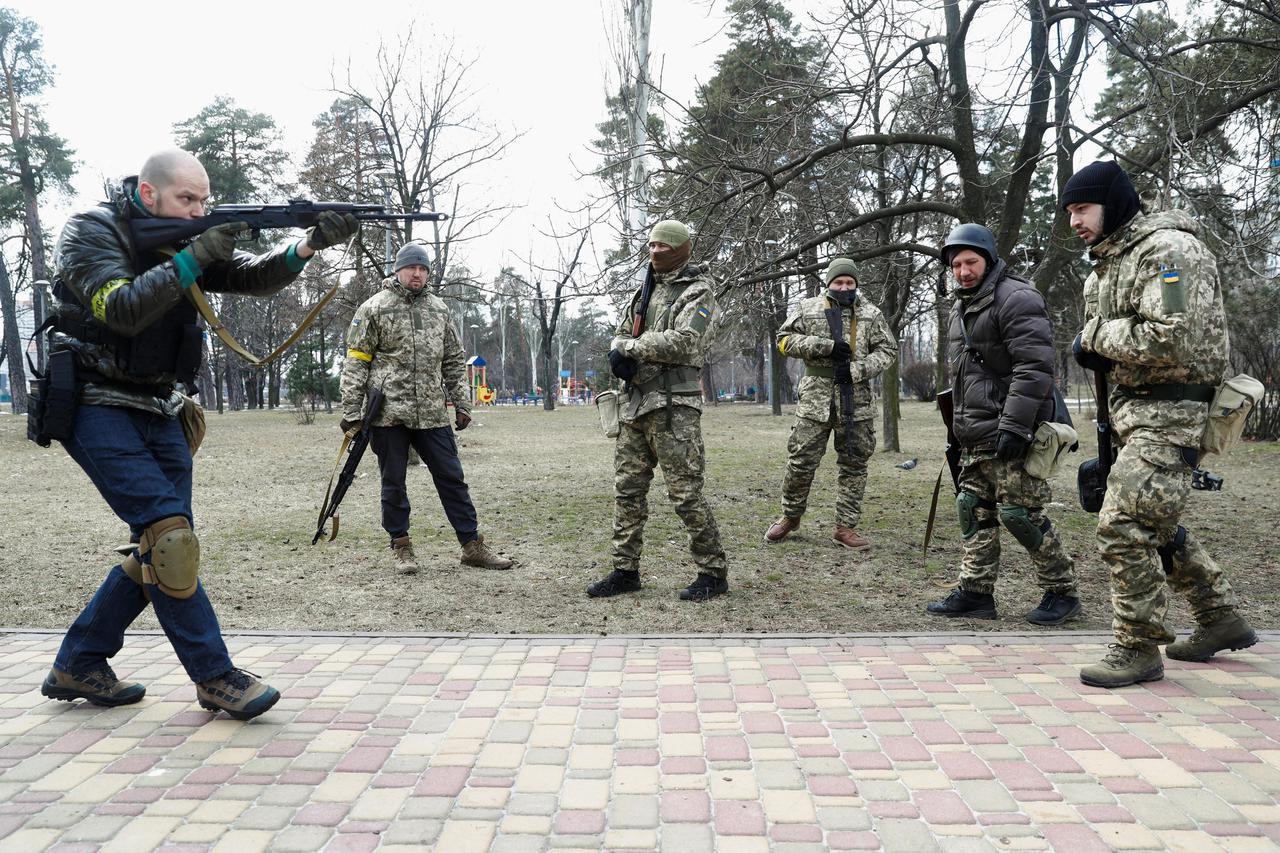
[1,630,1278,849]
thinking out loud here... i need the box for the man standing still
[924,224,1081,626]
[1064,161,1257,688]
[341,243,513,574]
[41,149,358,720]
[766,258,897,549]
[587,220,729,602]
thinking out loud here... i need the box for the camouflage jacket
[776,293,897,423]
[341,281,470,429]
[611,263,717,422]
[1080,210,1228,448]
[52,176,304,416]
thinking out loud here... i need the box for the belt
[805,364,834,378]
[1116,383,1215,403]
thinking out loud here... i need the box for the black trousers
[370,425,478,545]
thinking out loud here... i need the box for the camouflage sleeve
[1084,242,1214,367]
[340,303,377,421]
[855,309,897,382]
[610,289,641,351]
[442,320,470,414]
[623,283,716,365]
[776,305,833,361]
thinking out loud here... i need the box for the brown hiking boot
[461,535,513,570]
[390,536,419,575]
[832,526,870,550]
[765,516,800,543]
[1167,611,1258,662]
[41,665,146,707]
[1079,644,1164,689]
[197,668,280,721]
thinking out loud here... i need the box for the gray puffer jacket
[947,260,1055,451]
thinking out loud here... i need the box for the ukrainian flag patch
[692,304,712,332]
[1159,263,1186,313]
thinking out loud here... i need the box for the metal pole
[383,183,394,277]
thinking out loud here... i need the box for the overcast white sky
[11,0,730,280]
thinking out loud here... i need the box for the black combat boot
[587,569,642,598]
[925,588,997,619]
[1025,592,1081,627]
[679,573,728,602]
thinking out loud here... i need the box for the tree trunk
[881,353,901,453]
[0,259,29,414]
[540,346,556,410]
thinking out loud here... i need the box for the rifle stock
[130,199,448,253]
[313,387,387,545]
[1077,369,1112,513]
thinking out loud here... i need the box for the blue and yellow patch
[1159,263,1186,313]
[691,304,713,333]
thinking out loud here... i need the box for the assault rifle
[922,388,962,559]
[824,306,856,458]
[313,387,386,545]
[1077,367,1112,513]
[130,199,448,253]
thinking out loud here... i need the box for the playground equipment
[466,356,495,405]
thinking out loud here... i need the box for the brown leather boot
[461,535,513,570]
[765,516,801,543]
[390,536,419,575]
[832,526,871,550]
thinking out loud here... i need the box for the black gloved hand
[609,348,638,381]
[186,221,247,269]
[995,429,1030,461]
[339,419,362,436]
[454,410,471,431]
[306,211,360,251]
[1072,332,1112,373]
[834,364,854,386]
[830,340,852,362]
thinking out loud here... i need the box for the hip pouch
[595,389,621,438]
[179,393,206,456]
[26,349,79,447]
[1077,457,1107,513]
[1201,374,1264,457]
[1024,421,1078,480]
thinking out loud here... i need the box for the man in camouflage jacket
[766,258,897,549]
[341,242,512,574]
[587,220,728,602]
[1065,161,1256,688]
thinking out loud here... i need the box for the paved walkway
[1,630,1279,852]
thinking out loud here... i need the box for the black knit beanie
[1060,161,1140,238]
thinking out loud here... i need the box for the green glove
[306,211,360,251]
[185,221,247,270]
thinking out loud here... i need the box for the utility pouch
[26,350,79,447]
[1024,421,1078,480]
[1077,457,1107,513]
[179,393,206,456]
[1200,374,1264,457]
[595,389,621,438]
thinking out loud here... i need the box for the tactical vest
[634,275,701,395]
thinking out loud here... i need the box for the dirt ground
[1,400,1277,636]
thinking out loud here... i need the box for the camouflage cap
[824,257,859,285]
[647,219,690,248]
[394,242,431,272]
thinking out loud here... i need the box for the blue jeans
[54,404,233,683]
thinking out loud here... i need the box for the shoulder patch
[691,304,713,333]
[1158,263,1186,314]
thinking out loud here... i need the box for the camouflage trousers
[612,406,728,579]
[780,409,876,529]
[1098,441,1236,648]
[956,457,1077,596]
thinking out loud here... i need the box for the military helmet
[941,223,998,267]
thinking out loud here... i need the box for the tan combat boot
[390,536,419,575]
[461,535,513,570]
[764,516,800,543]
[1166,611,1258,662]
[197,669,280,721]
[832,526,871,550]
[42,665,146,707]
[1079,644,1163,688]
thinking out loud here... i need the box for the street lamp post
[571,340,580,398]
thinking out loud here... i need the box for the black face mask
[827,288,857,307]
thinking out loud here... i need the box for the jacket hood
[1092,209,1199,259]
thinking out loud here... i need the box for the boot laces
[220,668,260,692]
[1101,644,1143,667]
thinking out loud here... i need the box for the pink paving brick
[1097,734,1162,759]
[336,747,392,773]
[1101,777,1156,794]
[113,788,163,804]
[371,773,419,788]
[258,739,307,758]
[978,813,1032,825]
[843,751,892,771]
[104,755,159,774]
[327,835,380,853]
[743,712,783,733]
[808,775,858,796]
[989,760,1053,790]
[787,722,828,738]
[714,800,766,836]
[915,790,974,824]
[1203,823,1264,837]
[1160,745,1228,773]
[660,757,706,775]
[913,721,962,745]
[46,730,107,753]
[699,700,736,713]
[771,824,823,842]
[827,830,881,849]
[860,707,902,722]
[706,737,749,761]
[1077,805,1135,823]
[659,712,700,734]
[294,802,349,826]
[553,809,605,835]
[937,752,993,780]
[1042,824,1117,853]
[164,785,217,800]
[661,790,710,822]
[869,801,919,818]
[93,804,145,817]
[295,709,339,724]
[414,766,469,796]
[166,711,214,726]
[734,686,774,703]
[616,748,659,766]
[764,665,801,680]
[658,685,695,702]
[1208,748,1261,764]
[1021,746,1084,774]
[280,770,328,785]
[881,736,930,762]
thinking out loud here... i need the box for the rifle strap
[315,430,355,543]
[923,463,946,561]
[170,235,356,369]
